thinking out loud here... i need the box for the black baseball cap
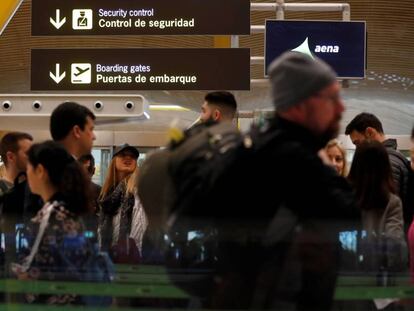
[113,143,140,159]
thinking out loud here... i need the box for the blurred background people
[0,132,33,193]
[0,132,42,269]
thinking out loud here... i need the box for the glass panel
[91,148,111,186]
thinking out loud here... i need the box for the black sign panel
[265,20,366,78]
[31,49,250,91]
[32,0,250,35]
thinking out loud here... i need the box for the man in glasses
[204,52,358,310]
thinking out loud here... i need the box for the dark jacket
[170,116,359,310]
[82,182,101,237]
[383,138,412,226]
[0,175,43,273]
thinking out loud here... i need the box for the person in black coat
[168,52,360,310]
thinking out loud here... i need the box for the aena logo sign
[291,37,339,58]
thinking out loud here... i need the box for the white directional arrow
[50,9,66,29]
[49,63,66,84]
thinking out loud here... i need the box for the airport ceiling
[0,0,413,134]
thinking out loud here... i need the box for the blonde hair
[99,158,118,200]
[325,139,348,177]
[100,156,138,199]
[126,166,139,195]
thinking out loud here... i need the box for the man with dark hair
[199,91,237,122]
[0,132,33,194]
[345,112,411,226]
[345,112,384,146]
[50,102,96,159]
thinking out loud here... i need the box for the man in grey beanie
[192,51,359,310]
[268,51,342,142]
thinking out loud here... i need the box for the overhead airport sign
[31,48,250,91]
[265,20,366,79]
[32,0,250,36]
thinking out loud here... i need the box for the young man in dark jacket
[0,133,43,277]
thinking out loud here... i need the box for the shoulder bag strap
[20,202,56,271]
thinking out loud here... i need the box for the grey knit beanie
[268,52,337,111]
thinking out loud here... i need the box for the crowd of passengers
[0,52,413,309]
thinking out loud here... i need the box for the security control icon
[72,9,93,30]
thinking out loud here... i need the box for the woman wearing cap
[98,144,143,261]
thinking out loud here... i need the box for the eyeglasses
[312,92,342,105]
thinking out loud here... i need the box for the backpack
[139,121,289,301]
[138,121,247,227]
[169,121,246,215]
[138,121,247,296]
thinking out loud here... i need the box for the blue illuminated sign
[265,20,366,79]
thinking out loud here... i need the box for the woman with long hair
[348,141,399,228]
[98,144,139,255]
[109,167,148,263]
[348,140,406,273]
[11,141,94,304]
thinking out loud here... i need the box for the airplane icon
[71,63,92,84]
[74,66,90,77]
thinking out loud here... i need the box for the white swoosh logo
[291,37,314,59]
